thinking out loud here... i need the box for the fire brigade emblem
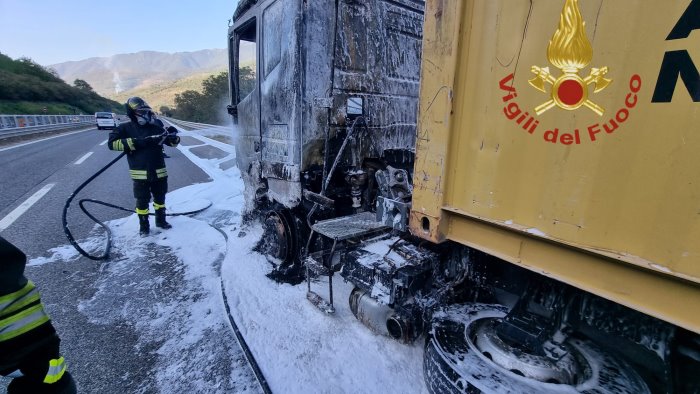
[529,0,611,116]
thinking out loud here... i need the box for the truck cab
[228,0,424,218]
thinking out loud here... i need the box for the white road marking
[74,152,93,165]
[0,127,96,152]
[99,139,108,146]
[0,183,55,232]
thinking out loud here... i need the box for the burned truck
[228,0,700,392]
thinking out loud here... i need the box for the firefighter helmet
[125,97,152,118]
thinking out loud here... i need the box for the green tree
[159,106,173,117]
[74,79,94,92]
[201,71,230,124]
[171,71,235,124]
[173,90,206,122]
[238,67,255,100]
[202,72,229,101]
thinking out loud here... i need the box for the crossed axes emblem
[529,66,611,116]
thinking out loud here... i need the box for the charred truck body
[228,0,700,392]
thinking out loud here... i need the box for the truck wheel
[424,303,650,394]
[261,209,295,264]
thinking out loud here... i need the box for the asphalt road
[0,127,209,256]
[0,128,260,393]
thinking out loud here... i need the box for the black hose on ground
[220,275,273,394]
[62,151,211,261]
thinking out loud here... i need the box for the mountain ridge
[50,49,229,98]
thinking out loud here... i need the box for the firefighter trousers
[133,177,168,212]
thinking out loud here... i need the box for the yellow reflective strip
[129,170,147,180]
[156,169,168,178]
[43,357,67,384]
[153,203,166,210]
[0,281,34,304]
[0,289,40,318]
[126,138,135,151]
[0,303,43,326]
[0,305,50,342]
[135,208,150,215]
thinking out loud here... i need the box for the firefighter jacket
[0,236,66,384]
[108,121,180,181]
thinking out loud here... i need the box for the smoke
[216,94,240,148]
[215,95,234,128]
[113,71,123,94]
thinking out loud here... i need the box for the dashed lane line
[74,152,93,165]
[0,183,55,232]
[99,139,108,146]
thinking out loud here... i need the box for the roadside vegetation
[0,52,122,115]
[165,67,254,125]
[112,71,224,115]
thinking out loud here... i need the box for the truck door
[230,18,261,199]
[258,0,301,202]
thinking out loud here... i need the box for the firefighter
[108,97,180,236]
[0,236,77,393]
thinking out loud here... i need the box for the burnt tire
[258,208,307,284]
[424,303,650,394]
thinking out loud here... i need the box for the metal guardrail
[161,117,230,131]
[0,114,94,130]
[0,114,96,140]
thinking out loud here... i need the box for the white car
[95,112,119,130]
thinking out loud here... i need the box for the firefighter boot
[138,214,150,236]
[155,208,172,229]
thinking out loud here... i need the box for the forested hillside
[166,67,254,125]
[0,53,122,115]
[112,71,224,114]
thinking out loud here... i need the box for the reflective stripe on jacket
[0,236,63,378]
[0,281,50,342]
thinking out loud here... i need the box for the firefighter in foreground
[0,236,77,393]
[108,97,180,236]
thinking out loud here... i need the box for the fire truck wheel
[423,303,650,394]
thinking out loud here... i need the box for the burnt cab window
[235,20,257,102]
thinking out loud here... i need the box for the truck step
[304,253,330,276]
[311,211,389,241]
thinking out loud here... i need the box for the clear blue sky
[0,0,238,66]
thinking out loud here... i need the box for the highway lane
[0,128,103,217]
[0,127,211,257]
[0,127,255,392]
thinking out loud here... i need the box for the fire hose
[61,130,211,260]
